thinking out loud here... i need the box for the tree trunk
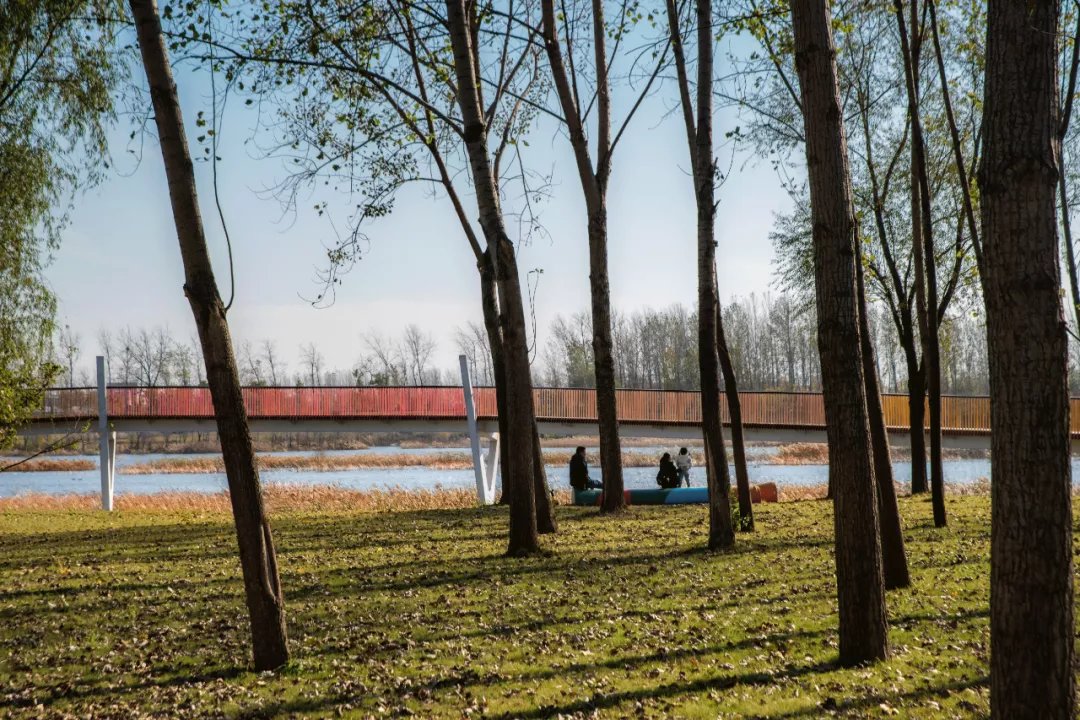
[480,252,513,507]
[531,421,557,534]
[717,304,753,531]
[858,255,910,589]
[128,0,288,671]
[982,0,1075,714]
[586,206,626,513]
[895,0,944,523]
[665,0,737,542]
[906,354,928,494]
[693,1,735,547]
[446,0,538,555]
[791,0,889,665]
[539,0,625,514]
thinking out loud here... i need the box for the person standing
[675,447,693,486]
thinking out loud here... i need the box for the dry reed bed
[0,485,490,513]
[121,450,712,474]
[0,480,1002,513]
[121,452,478,474]
[0,458,97,472]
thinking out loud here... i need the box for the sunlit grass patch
[0,495,1016,718]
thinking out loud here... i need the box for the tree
[663,0,736,546]
[57,325,81,387]
[734,0,979,500]
[261,339,284,386]
[539,0,668,513]
[402,324,436,385]
[299,342,324,386]
[790,0,889,665]
[128,0,289,669]
[443,0,543,551]
[857,252,910,589]
[893,0,946,526]
[980,0,1074,714]
[183,0,556,537]
[238,340,264,385]
[0,0,119,445]
[131,326,173,386]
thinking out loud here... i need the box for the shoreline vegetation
[0,478,999,512]
[5,431,692,457]
[0,442,991,474]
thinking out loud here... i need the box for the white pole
[96,356,113,511]
[483,433,500,502]
[459,354,488,504]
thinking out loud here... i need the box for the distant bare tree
[239,341,265,385]
[362,332,406,385]
[190,335,206,385]
[299,342,324,385]
[97,328,115,382]
[56,325,81,387]
[261,339,284,386]
[453,321,493,386]
[132,327,173,387]
[173,342,194,385]
[402,324,436,385]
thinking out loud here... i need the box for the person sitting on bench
[656,452,681,489]
[569,446,602,491]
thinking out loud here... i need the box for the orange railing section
[31,386,1073,435]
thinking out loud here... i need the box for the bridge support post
[483,433,500,497]
[460,355,495,504]
[96,356,114,511]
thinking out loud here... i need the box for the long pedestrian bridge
[16,355,1043,510]
[27,382,1012,444]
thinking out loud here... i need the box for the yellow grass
[0,480,999,514]
[0,458,96,472]
[121,452,479,474]
[0,485,493,513]
[767,442,831,465]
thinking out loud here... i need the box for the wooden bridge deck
[25,386,1050,436]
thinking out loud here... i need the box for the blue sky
[47,43,795,380]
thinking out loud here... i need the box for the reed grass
[0,458,96,472]
[121,452,479,474]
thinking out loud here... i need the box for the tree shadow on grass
[14,663,248,710]
[755,675,988,719]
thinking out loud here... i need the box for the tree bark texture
[665,0,739,542]
[717,305,753,531]
[587,206,626,513]
[480,251,554,532]
[857,256,910,589]
[480,253,513,508]
[540,0,625,513]
[531,420,557,533]
[906,355,928,494]
[791,0,889,665]
[895,0,944,517]
[693,0,735,549]
[981,0,1075,714]
[128,0,289,671]
[447,0,538,554]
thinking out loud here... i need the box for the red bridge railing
[26,386,1056,435]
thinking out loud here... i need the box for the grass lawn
[0,495,1028,718]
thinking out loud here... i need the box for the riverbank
[6,431,712,457]
[0,478,1001,512]
[0,495,1005,717]
[3,442,988,474]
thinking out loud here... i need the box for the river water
[0,444,1024,498]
